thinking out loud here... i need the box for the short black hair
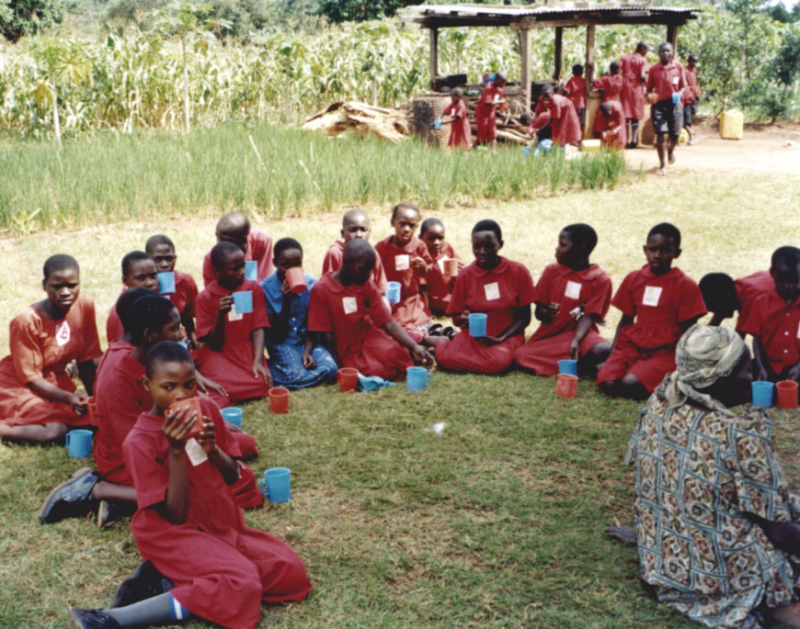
[520,112,533,126]
[541,84,555,98]
[116,287,156,332]
[472,219,502,241]
[274,237,303,259]
[128,295,176,345]
[391,202,421,221]
[647,223,681,248]
[772,246,800,270]
[610,61,620,73]
[420,218,444,236]
[562,223,598,253]
[210,241,242,270]
[43,254,79,281]
[145,234,175,255]
[572,64,583,75]
[145,340,194,379]
[687,54,698,62]
[342,238,376,269]
[122,251,153,276]
[699,273,736,311]
[636,41,649,53]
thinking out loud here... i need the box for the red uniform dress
[202,229,274,288]
[593,74,624,103]
[321,240,389,294]
[563,76,586,112]
[735,270,773,334]
[168,270,198,324]
[536,95,582,146]
[443,100,472,149]
[646,61,686,102]
[436,258,536,374]
[514,263,612,375]
[0,294,102,427]
[106,292,125,344]
[123,398,311,629]
[375,236,433,342]
[596,265,707,393]
[426,242,463,316]
[475,82,504,143]
[308,274,413,381]
[596,101,628,149]
[742,290,800,378]
[620,52,648,120]
[195,279,271,406]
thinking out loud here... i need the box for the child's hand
[162,407,197,450]
[253,361,273,387]
[218,295,233,316]
[476,335,502,347]
[188,332,200,351]
[196,418,217,454]
[301,349,316,370]
[412,344,437,370]
[280,280,296,297]
[538,302,560,323]
[411,257,428,277]
[68,392,90,416]
[788,365,800,383]
[756,365,769,383]
[569,338,580,359]
[197,372,228,398]
[453,309,470,329]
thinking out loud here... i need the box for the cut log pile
[301,101,410,144]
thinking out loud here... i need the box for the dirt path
[624,122,800,175]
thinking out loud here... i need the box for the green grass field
[1,130,800,627]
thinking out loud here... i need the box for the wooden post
[554,27,563,81]
[429,28,439,89]
[520,27,532,111]
[667,24,679,51]
[584,24,596,139]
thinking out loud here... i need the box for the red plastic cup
[168,397,204,439]
[776,380,798,409]
[285,268,307,295]
[337,367,359,393]
[269,387,290,414]
[444,258,459,278]
[556,374,578,399]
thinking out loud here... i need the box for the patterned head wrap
[654,324,745,416]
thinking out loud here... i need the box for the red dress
[476,82,503,143]
[620,52,648,119]
[0,294,102,427]
[426,242,463,316]
[682,66,699,105]
[735,270,772,334]
[595,265,707,392]
[106,291,125,344]
[321,240,388,293]
[742,290,800,375]
[443,100,472,149]
[202,230,274,288]
[123,398,311,629]
[596,101,627,149]
[538,95,582,146]
[563,76,586,111]
[514,263,611,375]
[593,74,624,103]
[169,270,198,324]
[436,258,536,374]
[195,279,271,406]
[308,274,413,381]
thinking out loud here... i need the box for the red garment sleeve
[678,278,708,323]
[443,103,454,117]
[307,283,333,333]
[611,272,636,318]
[367,281,393,327]
[514,265,537,307]
[249,284,271,331]
[199,396,241,459]
[534,265,556,303]
[202,253,214,288]
[585,275,613,319]
[9,313,44,383]
[446,272,468,316]
[321,248,338,275]
[77,298,103,363]
[374,257,389,294]
[740,295,765,337]
[645,68,655,93]
[182,275,199,320]
[123,430,169,510]
[194,291,216,339]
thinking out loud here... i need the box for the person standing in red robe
[682,54,700,145]
[592,61,624,135]
[562,64,587,128]
[201,211,273,287]
[106,251,159,343]
[646,42,687,175]
[475,71,506,149]
[620,42,649,148]
[440,87,472,149]
[322,208,388,293]
[534,85,582,147]
[596,101,628,150]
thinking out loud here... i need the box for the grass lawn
[1,152,800,627]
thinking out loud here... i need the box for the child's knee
[43,422,69,442]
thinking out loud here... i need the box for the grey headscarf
[654,324,745,417]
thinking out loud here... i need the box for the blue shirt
[260,272,317,350]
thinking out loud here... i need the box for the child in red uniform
[308,239,435,381]
[0,255,101,445]
[620,42,649,148]
[69,341,311,629]
[594,61,624,103]
[700,270,773,335]
[682,54,700,145]
[145,234,199,349]
[534,85,582,147]
[440,87,472,149]
[475,71,506,149]
[106,251,159,343]
[375,202,435,342]
[322,208,388,293]
[743,247,800,383]
[420,218,464,317]
[433,220,536,374]
[514,224,611,376]
[646,42,686,175]
[596,101,627,150]
[196,242,272,406]
[201,211,273,287]
[563,64,587,128]
[596,223,707,399]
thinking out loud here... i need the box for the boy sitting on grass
[201,211,273,287]
[106,251,158,343]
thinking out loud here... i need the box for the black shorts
[651,99,683,139]
[683,102,697,127]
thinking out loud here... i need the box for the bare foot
[656,167,667,176]
[423,335,449,348]
[765,603,800,628]
[668,153,676,164]
[606,525,637,545]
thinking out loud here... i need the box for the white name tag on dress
[55,321,71,346]
[564,281,582,300]
[395,255,410,271]
[642,286,663,307]
[185,438,208,467]
[343,297,358,315]
[484,282,500,301]
[228,304,243,322]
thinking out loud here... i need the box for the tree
[0,0,64,42]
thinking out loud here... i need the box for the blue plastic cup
[66,429,93,458]
[672,91,682,105]
[407,366,433,392]
[558,359,579,376]
[258,467,291,503]
[158,271,176,295]
[522,146,531,156]
[752,381,774,407]
[177,341,189,349]
[468,313,488,337]
[245,260,258,281]
[221,407,243,429]
[232,291,253,314]
[434,119,442,130]
[387,282,401,305]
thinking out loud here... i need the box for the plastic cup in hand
[406,366,433,392]
[556,374,578,399]
[232,291,253,314]
[177,341,189,349]
[776,381,798,409]
[434,119,442,130]
[337,367,359,393]
[387,282,401,305]
[443,259,459,278]
[468,313,488,338]
[259,467,291,503]
[221,407,243,428]
[269,387,289,414]
[285,268,307,295]
[158,271,176,295]
[752,381,774,407]
[672,92,682,105]
[558,359,579,377]
[245,260,258,281]
[168,397,204,440]
[65,429,93,458]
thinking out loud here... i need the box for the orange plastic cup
[556,374,578,399]
[776,380,798,409]
[168,397,204,439]
[269,387,290,414]
[337,367,359,393]
[285,267,307,294]
[444,258,459,278]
